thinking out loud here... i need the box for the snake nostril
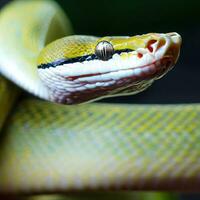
[156,38,166,50]
[157,38,166,50]
[147,40,157,52]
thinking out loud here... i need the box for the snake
[0,0,199,199]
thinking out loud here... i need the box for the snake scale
[0,0,199,198]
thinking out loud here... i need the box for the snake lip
[53,54,175,104]
[58,57,174,104]
[66,56,174,84]
[112,56,174,86]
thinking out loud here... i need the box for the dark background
[0,0,199,199]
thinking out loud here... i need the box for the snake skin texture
[0,93,199,194]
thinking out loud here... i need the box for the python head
[38,33,181,104]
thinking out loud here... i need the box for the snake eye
[95,41,114,61]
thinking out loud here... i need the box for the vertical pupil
[103,45,106,57]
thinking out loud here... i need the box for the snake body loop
[0,0,72,99]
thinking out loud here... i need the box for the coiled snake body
[0,0,199,197]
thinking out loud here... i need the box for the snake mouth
[50,56,174,104]
[66,56,174,83]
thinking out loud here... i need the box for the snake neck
[0,0,72,99]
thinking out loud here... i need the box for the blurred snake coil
[0,0,199,199]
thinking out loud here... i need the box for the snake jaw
[38,33,181,104]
